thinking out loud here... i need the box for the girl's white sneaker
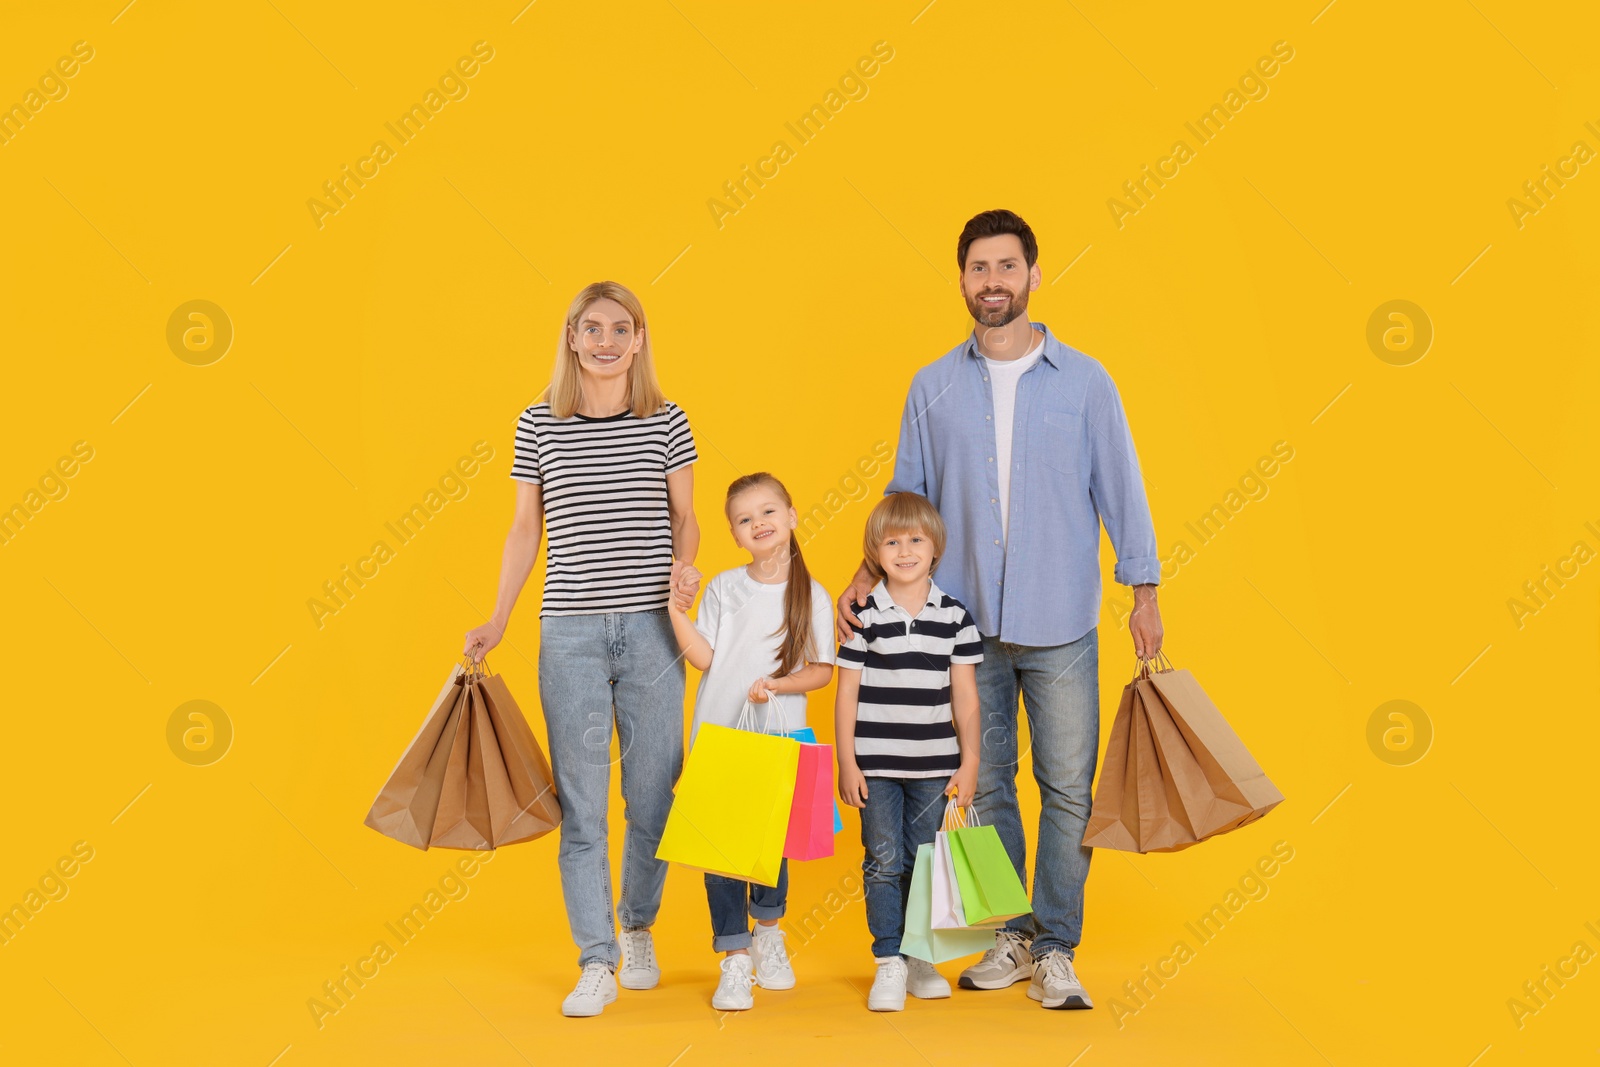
[712,954,756,1011]
[868,956,908,1011]
[751,924,795,990]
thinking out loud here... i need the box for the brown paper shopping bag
[476,670,562,845]
[1081,677,1141,850]
[1139,675,1253,840]
[430,681,497,850]
[1129,680,1198,853]
[364,667,471,850]
[1146,655,1283,835]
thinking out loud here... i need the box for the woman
[464,280,700,1018]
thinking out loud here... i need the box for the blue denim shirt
[885,322,1160,647]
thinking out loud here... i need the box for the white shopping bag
[930,798,1005,930]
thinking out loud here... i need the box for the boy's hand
[838,763,869,809]
[946,764,977,809]
[748,676,776,703]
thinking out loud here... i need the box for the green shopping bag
[656,723,799,887]
[903,843,996,964]
[947,808,1032,926]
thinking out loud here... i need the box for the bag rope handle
[941,796,981,831]
[736,687,798,736]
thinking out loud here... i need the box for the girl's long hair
[546,280,666,419]
[726,473,815,678]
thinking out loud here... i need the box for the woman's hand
[748,676,777,704]
[463,621,503,664]
[838,762,869,809]
[671,562,701,610]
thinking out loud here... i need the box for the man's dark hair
[956,209,1038,270]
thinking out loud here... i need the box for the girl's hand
[463,621,503,664]
[671,562,702,610]
[748,676,776,704]
[838,763,869,808]
[946,764,977,809]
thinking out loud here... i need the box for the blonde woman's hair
[862,492,947,581]
[546,280,666,419]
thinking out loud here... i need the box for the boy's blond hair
[862,492,947,581]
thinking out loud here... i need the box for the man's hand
[1130,584,1164,659]
[835,562,874,644]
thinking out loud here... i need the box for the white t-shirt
[689,567,836,744]
[982,335,1046,543]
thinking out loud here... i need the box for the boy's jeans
[538,609,684,971]
[705,862,788,953]
[973,626,1100,961]
[859,775,949,959]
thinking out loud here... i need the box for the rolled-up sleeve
[1086,365,1160,587]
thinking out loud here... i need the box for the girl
[464,280,700,1018]
[667,473,837,1011]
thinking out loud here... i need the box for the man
[835,208,1164,1010]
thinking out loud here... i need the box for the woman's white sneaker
[1028,951,1094,1009]
[750,924,796,990]
[617,929,660,990]
[867,956,908,1011]
[712,954,756,1011]
[905,957,952,999]
[958,929,1034,989]
[561,962,618,1017]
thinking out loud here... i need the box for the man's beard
[966,286,1029,328]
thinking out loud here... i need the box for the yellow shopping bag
[655,723,800,887]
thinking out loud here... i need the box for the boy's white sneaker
[1028,951,1094,1010]
[561,963,618,1018]
[868,956,908,1012]
[712,954,756,1011]
[617,929,660,990]
[906,957,952,999]
[750,924,795,990]
[958,929,1033,990]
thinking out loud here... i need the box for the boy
[835,492,983,1012]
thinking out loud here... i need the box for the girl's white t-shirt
[690,566,836,744]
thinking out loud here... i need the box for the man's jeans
[539,609,684,970]
[705,862,788,953]
[973,627,1100,960]
[859,775,949,959]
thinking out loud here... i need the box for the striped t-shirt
[837,578,984,778]
[509,399,698,616]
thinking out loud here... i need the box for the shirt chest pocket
[1039,409,1085,475]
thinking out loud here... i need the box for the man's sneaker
[906,957,952,999]
[751,923,795,990]
[867,956,908,1011]
[617,929,660,990]
[1028,951,1094,1010]
[561,962,618,1017]
[711,953,756,1011]
[958,929,1034,990]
